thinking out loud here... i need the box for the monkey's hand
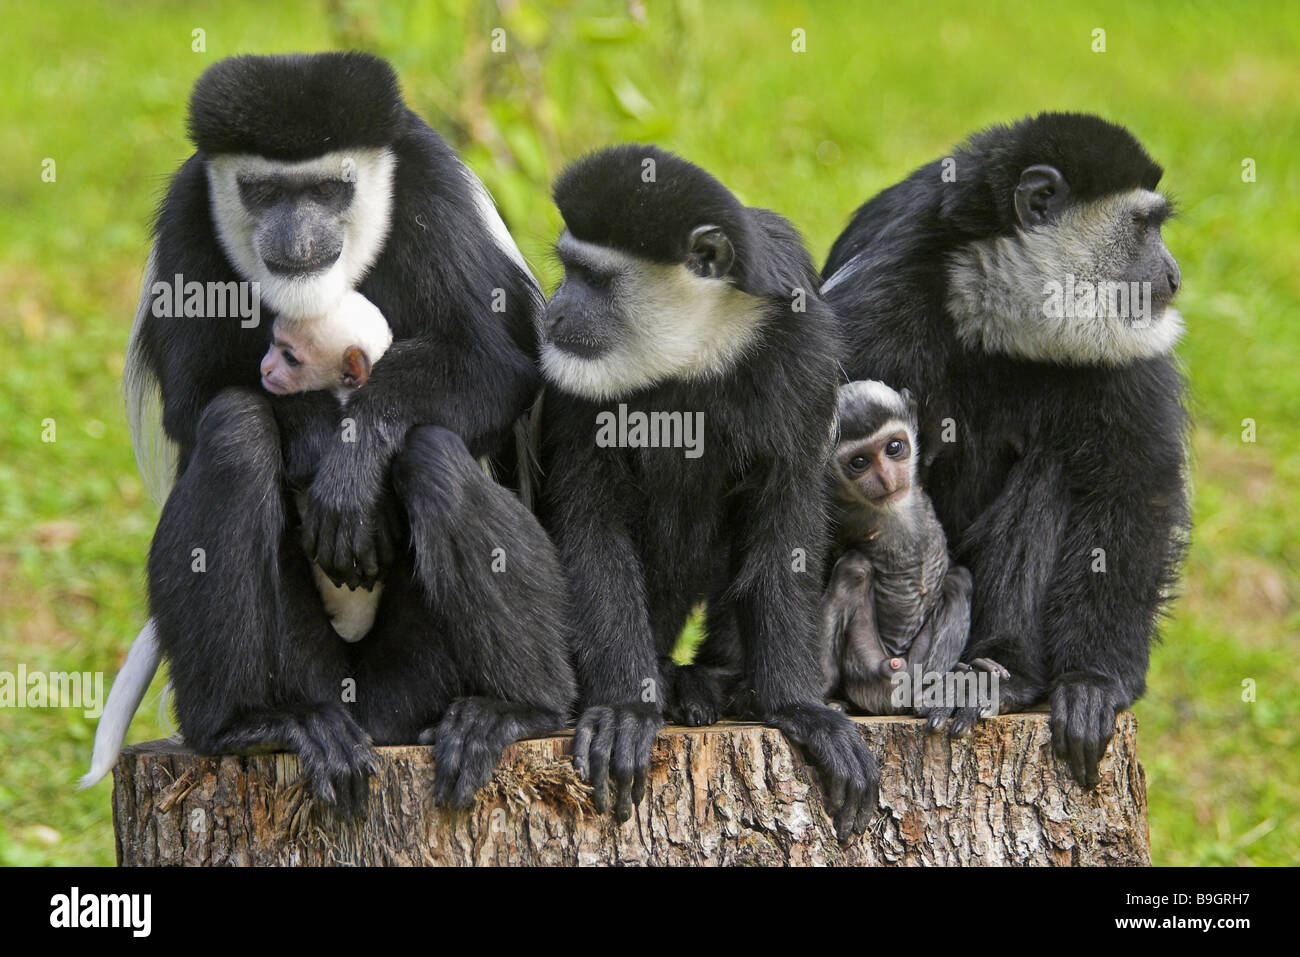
[917,658,1011,735]
[767,703,878,840]
[571,703,663,823]
[301,440,399,590]
[1050,672,1128,789]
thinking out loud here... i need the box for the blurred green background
[1,0,1296,866]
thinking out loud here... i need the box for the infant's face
[260,335,329,395]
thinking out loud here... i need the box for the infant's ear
[340,345,372,389]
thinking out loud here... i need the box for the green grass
[1,0,1296,865]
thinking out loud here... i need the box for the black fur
[138,53,574,813]
[821,114,1188,788]
[188,52,405,160]
[540,146,878,839]
[825,112,1163,272]
[554,144,775,292]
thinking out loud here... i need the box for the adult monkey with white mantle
[85,53,574,809]
[821,113,1189,788]
[538,145,878,838]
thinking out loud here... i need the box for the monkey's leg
[541,415,665,823]
[149,388,373,814]
[911,564,987,732]
[819,554,866,703]
[958,451,1068,715]
[389,425,575,807]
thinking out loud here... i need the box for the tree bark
[112,710,1149,866]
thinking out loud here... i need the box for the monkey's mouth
[548,335,608,360]
[870,488,908,506]
[260,375,288,395]
[263,252,341,276]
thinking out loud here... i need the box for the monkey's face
[260,337,320,395]
[947,163,1184,366]
[260,336,372,396]
[836,426,914,507]
[207,149,396,320]
[538,228,762,400]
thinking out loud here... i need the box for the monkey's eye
[847,455,869,474]
[885,439,907,458]
[282,350,301,368]
[241,181,284,207]
[313,181,341,200]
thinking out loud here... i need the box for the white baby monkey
[261,289,393,399]
[260,290,393,641]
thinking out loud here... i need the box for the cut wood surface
[112,710,1149,865]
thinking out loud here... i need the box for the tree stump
[111,710,1149,865]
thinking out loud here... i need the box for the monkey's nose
[1163,253,1181,298]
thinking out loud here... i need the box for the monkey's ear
[341,345,372,389]
[1013,164,1070,228]
[900,387,918,419]
[686,225,735,279]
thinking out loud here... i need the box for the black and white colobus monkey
[84,53,575,808]
[821,113,1188,788]
[537,145,878,839]
[822,380,1005,722]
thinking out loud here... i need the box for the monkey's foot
[664,665,723,726]
[211,703,377,816]
[917,658,1012,735]
[571,702,664,823]
[419,697,566,809]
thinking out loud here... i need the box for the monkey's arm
[303,300,541,590]
[733,465,879,839]
[1039,480,1187,788]
[541,405,663,823]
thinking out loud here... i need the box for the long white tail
[79,620,162,788]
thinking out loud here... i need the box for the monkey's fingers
[852,744,880,836]
[432,707,469,807]
[920,702,953,731]
[375,509,398,575]
[572,708,614,813]
[969,657,1011,680]
[312,510,342,578]
[304,707,374,817]
[1051,681,1111,789]
[353,518,380,585]
[947,706,980,736]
